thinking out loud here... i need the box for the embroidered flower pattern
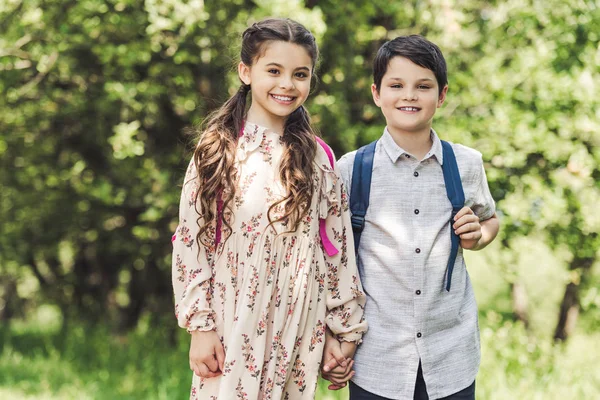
[240,213,263,238]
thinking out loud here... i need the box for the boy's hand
[321,330,358,390]
[189,330,225,378]
[453,206,482,250]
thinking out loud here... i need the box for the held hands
[453,206,481,250]
[321,329,357,390]
[189,330,225,379]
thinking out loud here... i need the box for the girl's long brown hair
[192,18,319,247]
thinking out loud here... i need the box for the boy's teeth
[400,107,418,111]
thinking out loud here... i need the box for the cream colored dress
[172,122,367,399]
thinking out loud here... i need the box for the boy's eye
[418,85,431,89]
[390,84,402,88]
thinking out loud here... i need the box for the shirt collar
[380,127,444,165]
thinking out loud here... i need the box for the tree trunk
[553,256,595,342]
[511,281,529,329]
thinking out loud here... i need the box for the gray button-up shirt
[338,128,496,400]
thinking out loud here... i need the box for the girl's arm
[321,164,368,344]
[172,159,216,332]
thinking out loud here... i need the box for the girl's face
[239,41,313,130]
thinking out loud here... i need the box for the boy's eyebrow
[386,77,435,82]
[265,62,311,72]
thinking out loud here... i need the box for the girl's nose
[279,76,295,90]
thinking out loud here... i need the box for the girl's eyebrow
[265,62,311,72]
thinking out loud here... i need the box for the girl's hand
[453,206,481,250]
[189,330,225,379]
[321,330,356,390]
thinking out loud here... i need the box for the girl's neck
[387,125,433,161]
[246,106,287,134]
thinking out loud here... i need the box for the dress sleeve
[319,159,368,343]
[171,159,216,332]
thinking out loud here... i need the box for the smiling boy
[322,35,500,399]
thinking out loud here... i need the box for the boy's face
[372,56,447,136]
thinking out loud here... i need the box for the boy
[321,35,499,399]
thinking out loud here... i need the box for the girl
[172,18,366,399]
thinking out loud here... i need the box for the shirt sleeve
[467,156,496,222]
[321,159,368,343]
[171,159,216,332]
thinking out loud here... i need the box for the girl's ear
[238,62,251,85]
[437,85,448,108]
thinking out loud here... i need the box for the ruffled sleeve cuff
[186,313,217,333]
[325,315,367,345]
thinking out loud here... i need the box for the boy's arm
[453,208,499,251]
[473,212,499,250]
[454,153,499,251]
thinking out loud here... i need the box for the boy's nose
[403,91,417,101]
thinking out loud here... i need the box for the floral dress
[172,122,367,399]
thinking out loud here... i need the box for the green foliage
[1,0,599,391]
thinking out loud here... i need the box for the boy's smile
[372,56,447,138]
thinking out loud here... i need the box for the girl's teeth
[272,95,293,101]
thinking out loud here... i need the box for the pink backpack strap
[315,136,339,257]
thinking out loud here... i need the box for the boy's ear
[238,62,251,85]
[371,83,382,107]
[437,85,448,108]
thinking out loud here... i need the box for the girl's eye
[295,72,308,78]
[268,69,279,74]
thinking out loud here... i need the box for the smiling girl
[171,18,367,399]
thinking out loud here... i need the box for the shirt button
[414,209,420,215]
[414,171,419,177]
[415,248,421,254]
[417,332,422,338]
[416,290,421,295]
[405,154,410,158]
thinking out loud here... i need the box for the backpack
[349,140,464,291]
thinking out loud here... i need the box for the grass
[1,236,599,399]
[1,314,599,399]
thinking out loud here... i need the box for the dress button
[414,171,419,177]
[415,248,421,254]
[417,332,422,338]
[416,290,421,295]
[414,209,420,215]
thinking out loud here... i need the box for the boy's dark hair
[373,35,447,94]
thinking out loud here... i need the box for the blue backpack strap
[350,141,377,255]
[441,140,465,291]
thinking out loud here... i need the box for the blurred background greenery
[1,0,599,399]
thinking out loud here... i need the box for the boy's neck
[386,125,433,161]
[246,107,286,134]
